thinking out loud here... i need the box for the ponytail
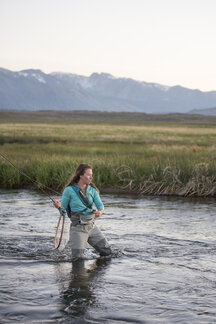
[89,182,100,194]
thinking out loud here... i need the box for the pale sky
[1,0,216,91]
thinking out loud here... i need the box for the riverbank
[0,112,216,197]
[0,159,215,197]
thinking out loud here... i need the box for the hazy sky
[1,0,216,91]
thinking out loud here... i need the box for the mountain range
[0,67,216,114]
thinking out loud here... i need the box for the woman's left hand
[93,210,103,218]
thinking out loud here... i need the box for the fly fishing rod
[0,152,65,249]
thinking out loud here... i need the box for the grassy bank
[0,116,216,197]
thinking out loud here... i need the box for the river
[0,189,216,323]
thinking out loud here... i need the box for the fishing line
[0,152,65,249]
[0,152,60,201]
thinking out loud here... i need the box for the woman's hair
[64,163,100,193]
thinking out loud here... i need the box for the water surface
[0,189,216,323]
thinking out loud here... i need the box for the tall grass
[0,120,216,197]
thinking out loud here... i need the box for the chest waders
[69,185,111,259]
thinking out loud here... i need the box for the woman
[53,163,111,260]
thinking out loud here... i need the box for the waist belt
[70,212,95,225]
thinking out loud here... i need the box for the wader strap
[71,185,93,209]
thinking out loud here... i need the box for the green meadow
[0,114,216,197]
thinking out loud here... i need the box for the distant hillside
[1,110,216,123]
[189,107,216,116]
[0,67,216,113]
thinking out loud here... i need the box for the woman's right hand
[53,199,61,209]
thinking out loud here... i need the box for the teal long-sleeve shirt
[61,185,104,217]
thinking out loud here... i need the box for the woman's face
[80,168,93,185]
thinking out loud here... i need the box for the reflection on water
[55,258,111,319]
[0,189,216,323]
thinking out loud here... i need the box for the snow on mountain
[18,71,46,83]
